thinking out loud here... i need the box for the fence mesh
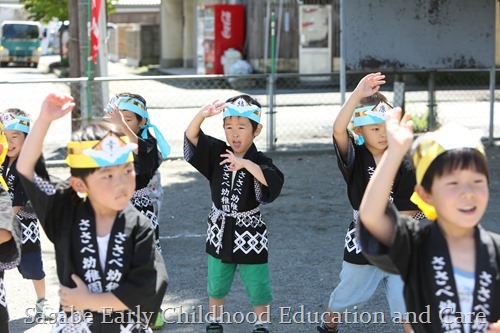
[1,70,499,160]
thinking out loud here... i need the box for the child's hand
[198,100,226,118]
[487,320,500,332]
[40,93,75,121]
[59,274,91,312]
[354,72,386,98]
[385,107,414,154]
[220,149,245,171]
[103,102,128,132]
[0,229,12,244]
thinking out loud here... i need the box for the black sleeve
[0,191,21,268]
[255,153,284,204]
[184,131,226,181]
[18,172,68,243]
[12,156,50,207]
[134,137,161,189]
[112,213,168,315]
[332,130,356,183]
[0,237,18,267]
[358,202,420,277]
[392,155,419,211]
[11,176,26,207]
[34,155,51,181]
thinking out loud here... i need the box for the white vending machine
[298,4,332,75]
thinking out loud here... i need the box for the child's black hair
[116,92,147,122]
[69,122,126,180]
[359,92,388,107]
[225,94,261,132]
[420,148,489,193]
[3,108,30,137]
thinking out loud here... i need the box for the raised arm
[358,108,414,246]
[185,100,226,147]
[17,93,75,181]
[103,103,141,154]
[333,72,386,160]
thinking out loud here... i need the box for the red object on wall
[201,4,244,75]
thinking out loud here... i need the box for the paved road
[5,147,500,333]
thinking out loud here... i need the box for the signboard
[342,0,495,70]
[299,4,332,74]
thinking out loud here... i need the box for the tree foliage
[20,0,115,23]
[20,0,69,22]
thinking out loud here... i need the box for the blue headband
[223,98,261,124]
[1,114,30,134]
[111,96,171,160]
[352,101,391,127]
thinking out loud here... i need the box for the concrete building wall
[159,0,499,72]
[160,0,184,68]
[343,0,495,70]
[108,12,160,25]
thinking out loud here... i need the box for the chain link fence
[1,70,499,160]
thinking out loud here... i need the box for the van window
[2,24,39,39]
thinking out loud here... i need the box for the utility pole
[68,0,81,131]
[78,0,89,127]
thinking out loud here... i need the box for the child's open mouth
[459,206,476,214]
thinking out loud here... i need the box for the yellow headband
[66,132,137,168]
[410,123,485,220]
[0,123,8,191]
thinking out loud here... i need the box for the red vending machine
[197,4,245,75]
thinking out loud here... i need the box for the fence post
[489,67,495,145]
[267,11,276,151]
[393,80,405,109]
[427,71,436,131]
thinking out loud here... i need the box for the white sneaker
[35,298,50,321]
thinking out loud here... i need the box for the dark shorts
[18,251,45,280]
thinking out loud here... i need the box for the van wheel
[32,62,38,68]
[0,62,7,67]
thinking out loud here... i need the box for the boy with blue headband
[0,108,52,321]
[317,73,421,333]
[185,94,284,333]
[17,92,168,332]
[105,92,169,330]
[358,109,500,333]
[105,92,170,253]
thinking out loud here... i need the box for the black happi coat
[131,137,162,251]
[359,204,500,333]
[1,157,49,253]
[19,173,168,332]
[333,130,418,264]
[185,131,284,264]
[134,136,161,191]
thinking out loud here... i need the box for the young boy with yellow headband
[185,94,284,333]
[358,108,500,332]
[0,125,22,332]
[318,72,420,333]
[17,93,168,332]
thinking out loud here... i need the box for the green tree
[20,0,115,23]
[20,0,69,22]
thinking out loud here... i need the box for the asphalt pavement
[3,56,500,333]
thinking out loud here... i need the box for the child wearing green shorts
[184,94,284,333]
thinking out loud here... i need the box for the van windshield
[2,24,39,39]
